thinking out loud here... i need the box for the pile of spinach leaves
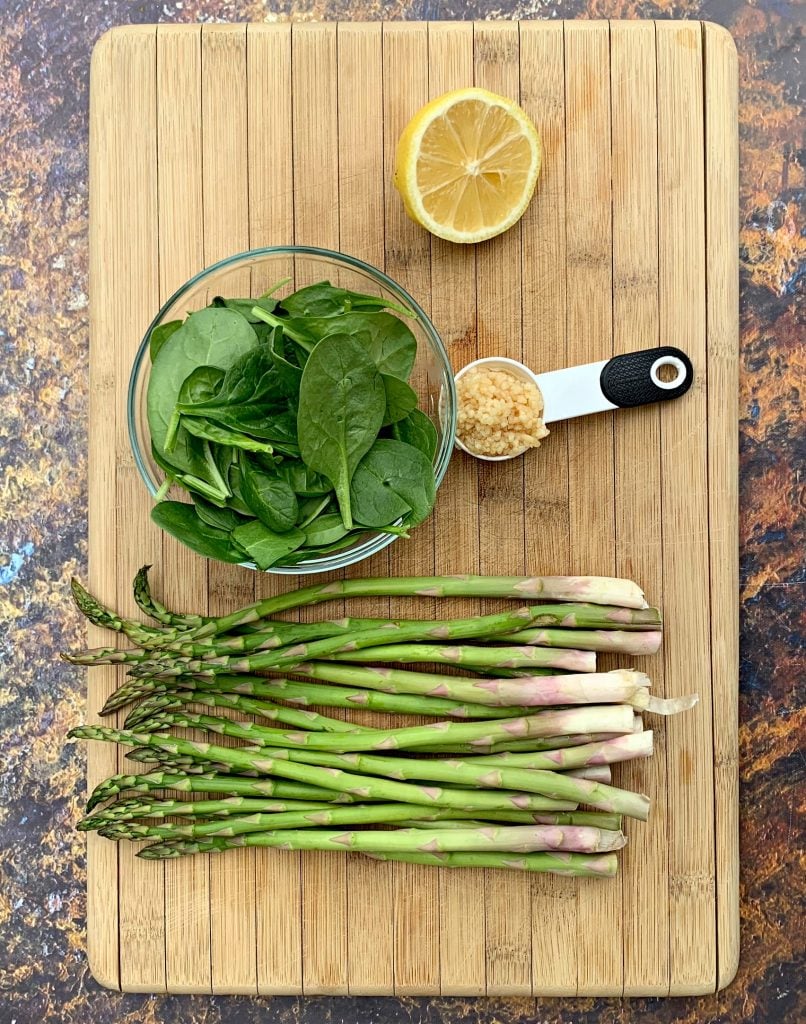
[146,281,439,569]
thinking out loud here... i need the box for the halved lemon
[394,87,541,244]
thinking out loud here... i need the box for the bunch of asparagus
[67,568,695,877]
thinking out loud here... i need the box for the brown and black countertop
[0,1,802,1021]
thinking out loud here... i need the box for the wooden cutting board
[87,20,739,996]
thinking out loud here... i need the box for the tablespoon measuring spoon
[454,346,693,461]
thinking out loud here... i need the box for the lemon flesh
[394,88,542,244]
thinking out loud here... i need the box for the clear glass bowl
[128,246,456,575]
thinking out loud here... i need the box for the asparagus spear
[68,727,579,812]
[138,835,620,875]
[94,802,548,840]
[132,703,637,752]
[123,691,373,734]
[149,575,648,646]
[133,565,205,627]
[464,731,653,769]
[358,850,619,877]
[133,822,629,853]
[86,771,352,811]
[501,627,662,656]
[327,643,596,673]
[116,677,531,723]
[80,796,339,829]
[100,814,627,852]
[293,663,648,708]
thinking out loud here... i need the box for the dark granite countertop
[1,1,803,1021]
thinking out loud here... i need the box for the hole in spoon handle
[599,346,694,408]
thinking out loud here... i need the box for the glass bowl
[128,246,457,575]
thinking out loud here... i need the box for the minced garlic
[456,366,549,457]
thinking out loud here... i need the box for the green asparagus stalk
[133,703,637,752]
[80,796,339,829]
[100,815,626,852]
[86,770,354,811]
[358,850,619,876]
[325,643,595,672]
[68,727,579,812]
[501,627,662,656]
[123,691,373,734]
[135,822,629,853]
[94,802,549,840]
[292,662,648,708]
[137,835,619,875]
[133,566,205,627]
[149,575,648,647]
[462,731,653,770]
[114,676,532,722]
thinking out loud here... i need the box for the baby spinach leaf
[302,513,349,548]
[179,365,225,404]
[151,501,246,564]
[147,307,258,471]
[296,494,332,528]
[193,496,252,532]
[350,438,436,529]
[231,520,306,570]
[240,457,299,533]
[151,437,230,504]
[297,333,386,530]
[276,461,332,497]
[149,320,183,361]
[271,312,416,380]
[181,417,276,455]
[281,532,361,565]
[211,295,278,323]
[226,460,256,516]
[278,281,414,319]
[268,329,303,396]
[382,374,418,426]
[390,408,439,461]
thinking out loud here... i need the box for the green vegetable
[211,295,278,322]
[296,495,331,528]
[382,374,418,426]
[149,320,182,361]
[297,333,386,530]
[266,329,303,388]
[230,520,305,570]
[193,497,251,533]
[350,439,436,528]
[302,513,349,548]
[276,462,331,497]
[151,502,245,563]
[276,281,413,320]
[181,418,276,455]
[145,282,436,566]
[147,307,258,469]
[390,409,439,461]
[240,457,298,533]
[263,311,417,380]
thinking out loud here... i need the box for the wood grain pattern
[87,20,739,996]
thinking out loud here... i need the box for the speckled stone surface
[0,0,803,1021]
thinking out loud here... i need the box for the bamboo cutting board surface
[87,20,739,996]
